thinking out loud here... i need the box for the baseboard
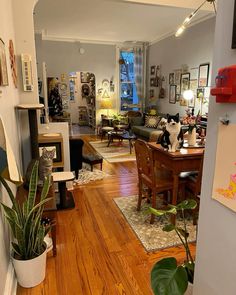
[4,262,17,295]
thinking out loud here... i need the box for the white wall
[0,0,22,293]
[35,35,117,122]
[194,1,236,294]
[147,17,215,116]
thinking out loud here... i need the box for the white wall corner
[4,262,17,295]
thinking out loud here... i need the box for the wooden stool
[82,154,103,171]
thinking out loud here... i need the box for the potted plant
[149,199,197,295]
[0,161,51,288]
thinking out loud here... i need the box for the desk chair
[134,139,185,224]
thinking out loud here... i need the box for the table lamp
[100,98,113,117]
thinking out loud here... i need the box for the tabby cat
[39,147,56,183]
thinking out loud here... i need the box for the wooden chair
[134,139,185,224]
[185,151,204,225]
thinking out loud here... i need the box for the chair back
[134,139,154,184]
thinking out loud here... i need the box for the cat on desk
[160,113,183,152]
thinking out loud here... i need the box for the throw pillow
[157,117,167,129]
[145,115,160,128]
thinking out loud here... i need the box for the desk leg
[57,182,75,210]
[171,173,179,224]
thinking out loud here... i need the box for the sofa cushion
[145,115,161,128]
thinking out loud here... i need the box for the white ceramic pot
[12,246,47,288]
[185,282,193,295]
[188,128,197,146]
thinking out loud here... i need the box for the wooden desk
[148,143,204,223]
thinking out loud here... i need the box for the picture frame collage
[168,63,210,107]
[149,65,164,100]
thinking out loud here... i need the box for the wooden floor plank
[17,134,195,295]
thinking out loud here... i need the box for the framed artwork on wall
[198,63,210,87]
[0,39,9,86]
[169,85,176,104]
[180,73,190,94]
[169,73,174,85]
[232,0,236,48]
[174,69,181,85]
[150,66,156,75]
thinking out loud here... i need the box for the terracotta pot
[12,245,47,288]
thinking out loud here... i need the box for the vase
[12,244,47,288]
[187,128,196,146]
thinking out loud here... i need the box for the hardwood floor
[17,135,195,295]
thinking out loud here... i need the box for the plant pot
[187,128,197,146]
[185,282,193,295]
[12,245,47,288]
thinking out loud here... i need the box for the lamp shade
[100,99,113,109]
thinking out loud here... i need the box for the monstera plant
[149,199,197,295]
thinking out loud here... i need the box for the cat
[160,113,183,152]
[39,147,56,183]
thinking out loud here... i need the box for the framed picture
[169,73,174,85]
[176,94,180,102]
[188,96,195,108]
[180,73,190,94]
[174,69,181,85]
[169,85,176,104]
[150,89,154,98]
[0,39,9,86]
[197,88,205,98]
[80,72,90,83]
[150,66,156,75]
[232,0,236,48]
[9,40,17,88]
[199,63,210,87]
[150,77,156,87]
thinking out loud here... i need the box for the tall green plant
[0,161,51,260]
[149,199,197,295]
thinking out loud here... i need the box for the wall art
[174,69,181,85]
[0,39,9,86]
[169,85,176,104]
[212,124,236,212]
[9,40,17,88]
[150,65,156,75]
[232,0,236,48]
[180,72,190,94]
[169,73,174,85]
[199,63,210,87]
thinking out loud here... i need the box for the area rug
[89,140,136,163]
[114,195,197,252]
[73,164,109,185]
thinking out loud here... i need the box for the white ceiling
[34,0,215,44]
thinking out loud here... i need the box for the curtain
[133,47,144,101]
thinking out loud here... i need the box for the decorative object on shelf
[169,85,176,104]
[9,39,17,88]
[0,161,51,288]
[0,38,9,86]
[175,0,216,37]
[21,53,33,91]
[150,199,197,295]
[180,72,190,94]
[198,63,210,87]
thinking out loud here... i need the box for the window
[119,50,139,111]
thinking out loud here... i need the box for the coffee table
[107,131,136,154]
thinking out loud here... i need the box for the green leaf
[149,207,167,216]
[163,224,175,232]
[176,199,197,210]
[151,257,188,295]
[27,161,39,213]
[40,175,50,201]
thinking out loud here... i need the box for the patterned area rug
[89,140,136,163]
[114,195,197,252]
[73,164,109,185]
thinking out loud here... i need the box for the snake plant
[0,161,51,260]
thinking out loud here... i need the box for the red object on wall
[211,65,236,103]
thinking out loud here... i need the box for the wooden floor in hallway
[17,135,195,295]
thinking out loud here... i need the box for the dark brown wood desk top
[147,143,204,158]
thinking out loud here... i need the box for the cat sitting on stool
[160,113,183,152]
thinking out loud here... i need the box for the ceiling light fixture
[175,0,216,38]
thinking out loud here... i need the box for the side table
[52,171,75,210]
